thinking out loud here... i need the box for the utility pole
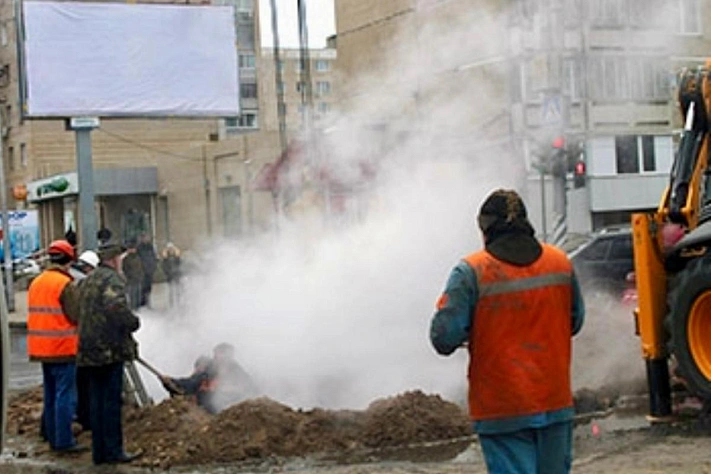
[547,0,568,246]
[70,117,99,251]
[269,0,287,229]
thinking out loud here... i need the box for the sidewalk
[6,282,170,328]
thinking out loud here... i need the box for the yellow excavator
[632,62,711,420]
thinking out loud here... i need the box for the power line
[97,127,203,162]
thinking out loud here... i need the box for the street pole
[71,117,99,251]
[269,0,287,231]
[0,112,13,312]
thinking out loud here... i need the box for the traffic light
[550,136,567,177]
[573,160,586,189]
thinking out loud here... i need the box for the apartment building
[0,0,270,252]
[0,0,339,255]
[514,0,711,234]
[334,0,711,238]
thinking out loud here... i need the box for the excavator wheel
[666,254,711,399]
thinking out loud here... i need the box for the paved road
[9,326,41,390]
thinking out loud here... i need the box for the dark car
[568,226,634,296]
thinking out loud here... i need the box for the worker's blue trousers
[478,420,572,474]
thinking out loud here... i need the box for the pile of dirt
[123,390,469,468]
[123,396,212,469]
[6,386,43,437]
[361,391,471,447]
[6,387,470,469]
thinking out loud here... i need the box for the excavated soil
[8,388,471,469]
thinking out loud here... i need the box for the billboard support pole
[71,117,99,251]
[0,112,14,312]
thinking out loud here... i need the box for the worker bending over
[161,342,258,414]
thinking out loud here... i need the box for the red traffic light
[552,136,565,149]
[575,161,586,175]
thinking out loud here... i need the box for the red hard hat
[48,240,76,260]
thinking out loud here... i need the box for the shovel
[136,357,186,396]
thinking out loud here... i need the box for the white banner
[23,1,240,117]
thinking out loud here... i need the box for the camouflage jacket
[77,264,140,367]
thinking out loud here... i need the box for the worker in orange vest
[430,189,585,474]
[27,240,87,453]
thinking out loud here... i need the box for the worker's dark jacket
[76,264,140,367]
[170,359,257,414]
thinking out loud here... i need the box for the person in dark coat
[136,233,157,308]
[121,241,143,310]
[77,243,142,465]
[160,343,258,414]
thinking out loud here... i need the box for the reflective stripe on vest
[463,244,574,421]
[478,272,572,297]
[27,306,65,315]
[27,269,77,359]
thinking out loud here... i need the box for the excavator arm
[632,65,711,420]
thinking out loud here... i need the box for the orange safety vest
[463,244,573,421]
[27,268,77,362]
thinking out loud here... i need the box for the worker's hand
[160,376,182,396]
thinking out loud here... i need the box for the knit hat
[477,189,534,238]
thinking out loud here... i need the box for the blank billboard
[22,1,240,117]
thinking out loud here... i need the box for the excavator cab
[632,64,711,420]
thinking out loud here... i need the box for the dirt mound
[362,391,471,447]
[124,396,212,468]
[7,387,43,437]
[7,387,470,469]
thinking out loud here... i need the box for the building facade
[333,0,711,239]
[0,0,337,255]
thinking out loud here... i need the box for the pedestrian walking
[27,239,87,453]
[121,240,143,310]
[161,242,182,308]
[429,189,585,474]
[137,233,157,307]
[77,242,142,465]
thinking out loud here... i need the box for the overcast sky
[259,0,336,49]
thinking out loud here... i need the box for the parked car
[568,226,634,296]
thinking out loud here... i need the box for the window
[226,114,257,129]
[315,81,331,95]
[277,81,285,94]
[0,25,7,47]
[220,186,242,238]
[641,136,655,171]
[237,0,253,11]
[615,135,657,174]
[589,56,668,101]
[236,23,255,49]
[608,236,633,260]
[7,146,13,171]
[314,60,330,72]
[238,54,255,69]
[317,102,330,113]
[563,57,582,101]
[678,0,701,34]
[615,136,638,174]
[589,0,626,28]
[296,81,305,92]
[20,143,26,168]
[278,103,287,115]
[580,240,610,261]
[238,113,257,128]
[277,60,284,72]
[240,83,258,99]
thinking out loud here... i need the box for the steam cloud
[135,2,647,410]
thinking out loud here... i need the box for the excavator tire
[666,254,711,399]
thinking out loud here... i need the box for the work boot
[107,450,143,464]
[55,443,89,454]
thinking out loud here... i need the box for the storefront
[26,167,159,250]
